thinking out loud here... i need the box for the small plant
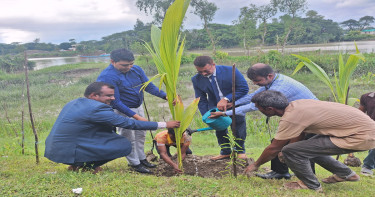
[220,132,246,177]
[355,72,375,85]
[292,44,365,106]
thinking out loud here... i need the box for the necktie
[210,75,221,103]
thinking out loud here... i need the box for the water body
[30,56,110,70]
[30,40,375,70]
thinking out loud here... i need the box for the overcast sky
[1,0,374,44]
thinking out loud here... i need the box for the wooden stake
[232,63,237,177]
[24,51,39,164]
[21,78,26,155]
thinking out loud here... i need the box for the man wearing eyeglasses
[191,56,249,161]
[97,48,167,174]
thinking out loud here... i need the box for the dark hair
[167,128,175,136]
[84,82,114,97]
[110,48,135,62]
[194,56,214,67]
[251,90,289,110]
[247,64,274,80]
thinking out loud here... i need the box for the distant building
[361,29,375,35]
[69,44,78,51]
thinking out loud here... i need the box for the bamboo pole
[231,63,237,177]
[21,78,26,154]
[24,51,39,164]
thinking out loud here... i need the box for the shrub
[0,55,35,73]
[214,50,228,60]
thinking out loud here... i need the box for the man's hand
[217,98,228,111]
[166,121,180,128]
[209,111,225,119]
[278,152,285,163]
[226,102,233,109]
[243,163,259,174]
[173,164,183,173]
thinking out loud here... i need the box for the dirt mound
[152,155,254,178]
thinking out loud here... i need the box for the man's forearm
[254,146,281,167]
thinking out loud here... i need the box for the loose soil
[151,154,255,178]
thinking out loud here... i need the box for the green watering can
[187,108,232,135]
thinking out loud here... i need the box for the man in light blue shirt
[211,63,317,179]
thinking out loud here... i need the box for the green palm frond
[141,0,196,170]
[292,43,365,106]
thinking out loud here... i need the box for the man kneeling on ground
[154,128,192,173]
[244,90,375,191]
[44,82,180,174]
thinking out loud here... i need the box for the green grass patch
[1,60,375,196]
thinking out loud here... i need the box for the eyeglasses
[119,62,134,67]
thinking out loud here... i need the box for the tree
[305,10,324,19]
[256,4,277,45]
[272,0,308,53]
[359,16,375,30]
[341,19,360,31]
[69,39,76,44]
[233,5,258,55]
[190,0,218,53]
[58,42,72,50]
[135,0,174,25]
[33,38,40,44]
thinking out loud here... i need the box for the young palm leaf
[141,0,198,170]
[292,44,365,106]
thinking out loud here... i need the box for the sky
[1,0,374,44]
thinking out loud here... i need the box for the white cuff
[157,122,167,129]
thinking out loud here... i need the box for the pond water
[29,56,110,70]
[30,40,375,70]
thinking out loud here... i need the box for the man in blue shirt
[211,63,317,179]
[45,82,179,174]
[97,49,167,173]
[192,56,249,161]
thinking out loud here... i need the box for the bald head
[247,63,274,80]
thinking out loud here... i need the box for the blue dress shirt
[97,64,167,117]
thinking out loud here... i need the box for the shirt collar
[205,69,217,78]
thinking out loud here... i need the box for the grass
[1,59,375,196]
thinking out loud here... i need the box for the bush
[0,55,35,73]
[180,53,201,65]
[213,50,228,60]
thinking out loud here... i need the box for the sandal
[283,180,323,192]
[322,174,360,184]
[283,180,309,190]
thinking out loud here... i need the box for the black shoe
[186,147,193,155]
[256,171,291,180]
[140,159,156,168]
[130,164,152,174]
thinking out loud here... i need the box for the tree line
[0,0,374,57]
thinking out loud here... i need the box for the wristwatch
[223,97,230,102]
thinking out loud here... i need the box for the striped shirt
[225,73,317,116]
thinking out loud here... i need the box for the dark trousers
[216,115,246,155]
[271,133,316,174]
[282,135,359,190]
[66,159,113,169]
